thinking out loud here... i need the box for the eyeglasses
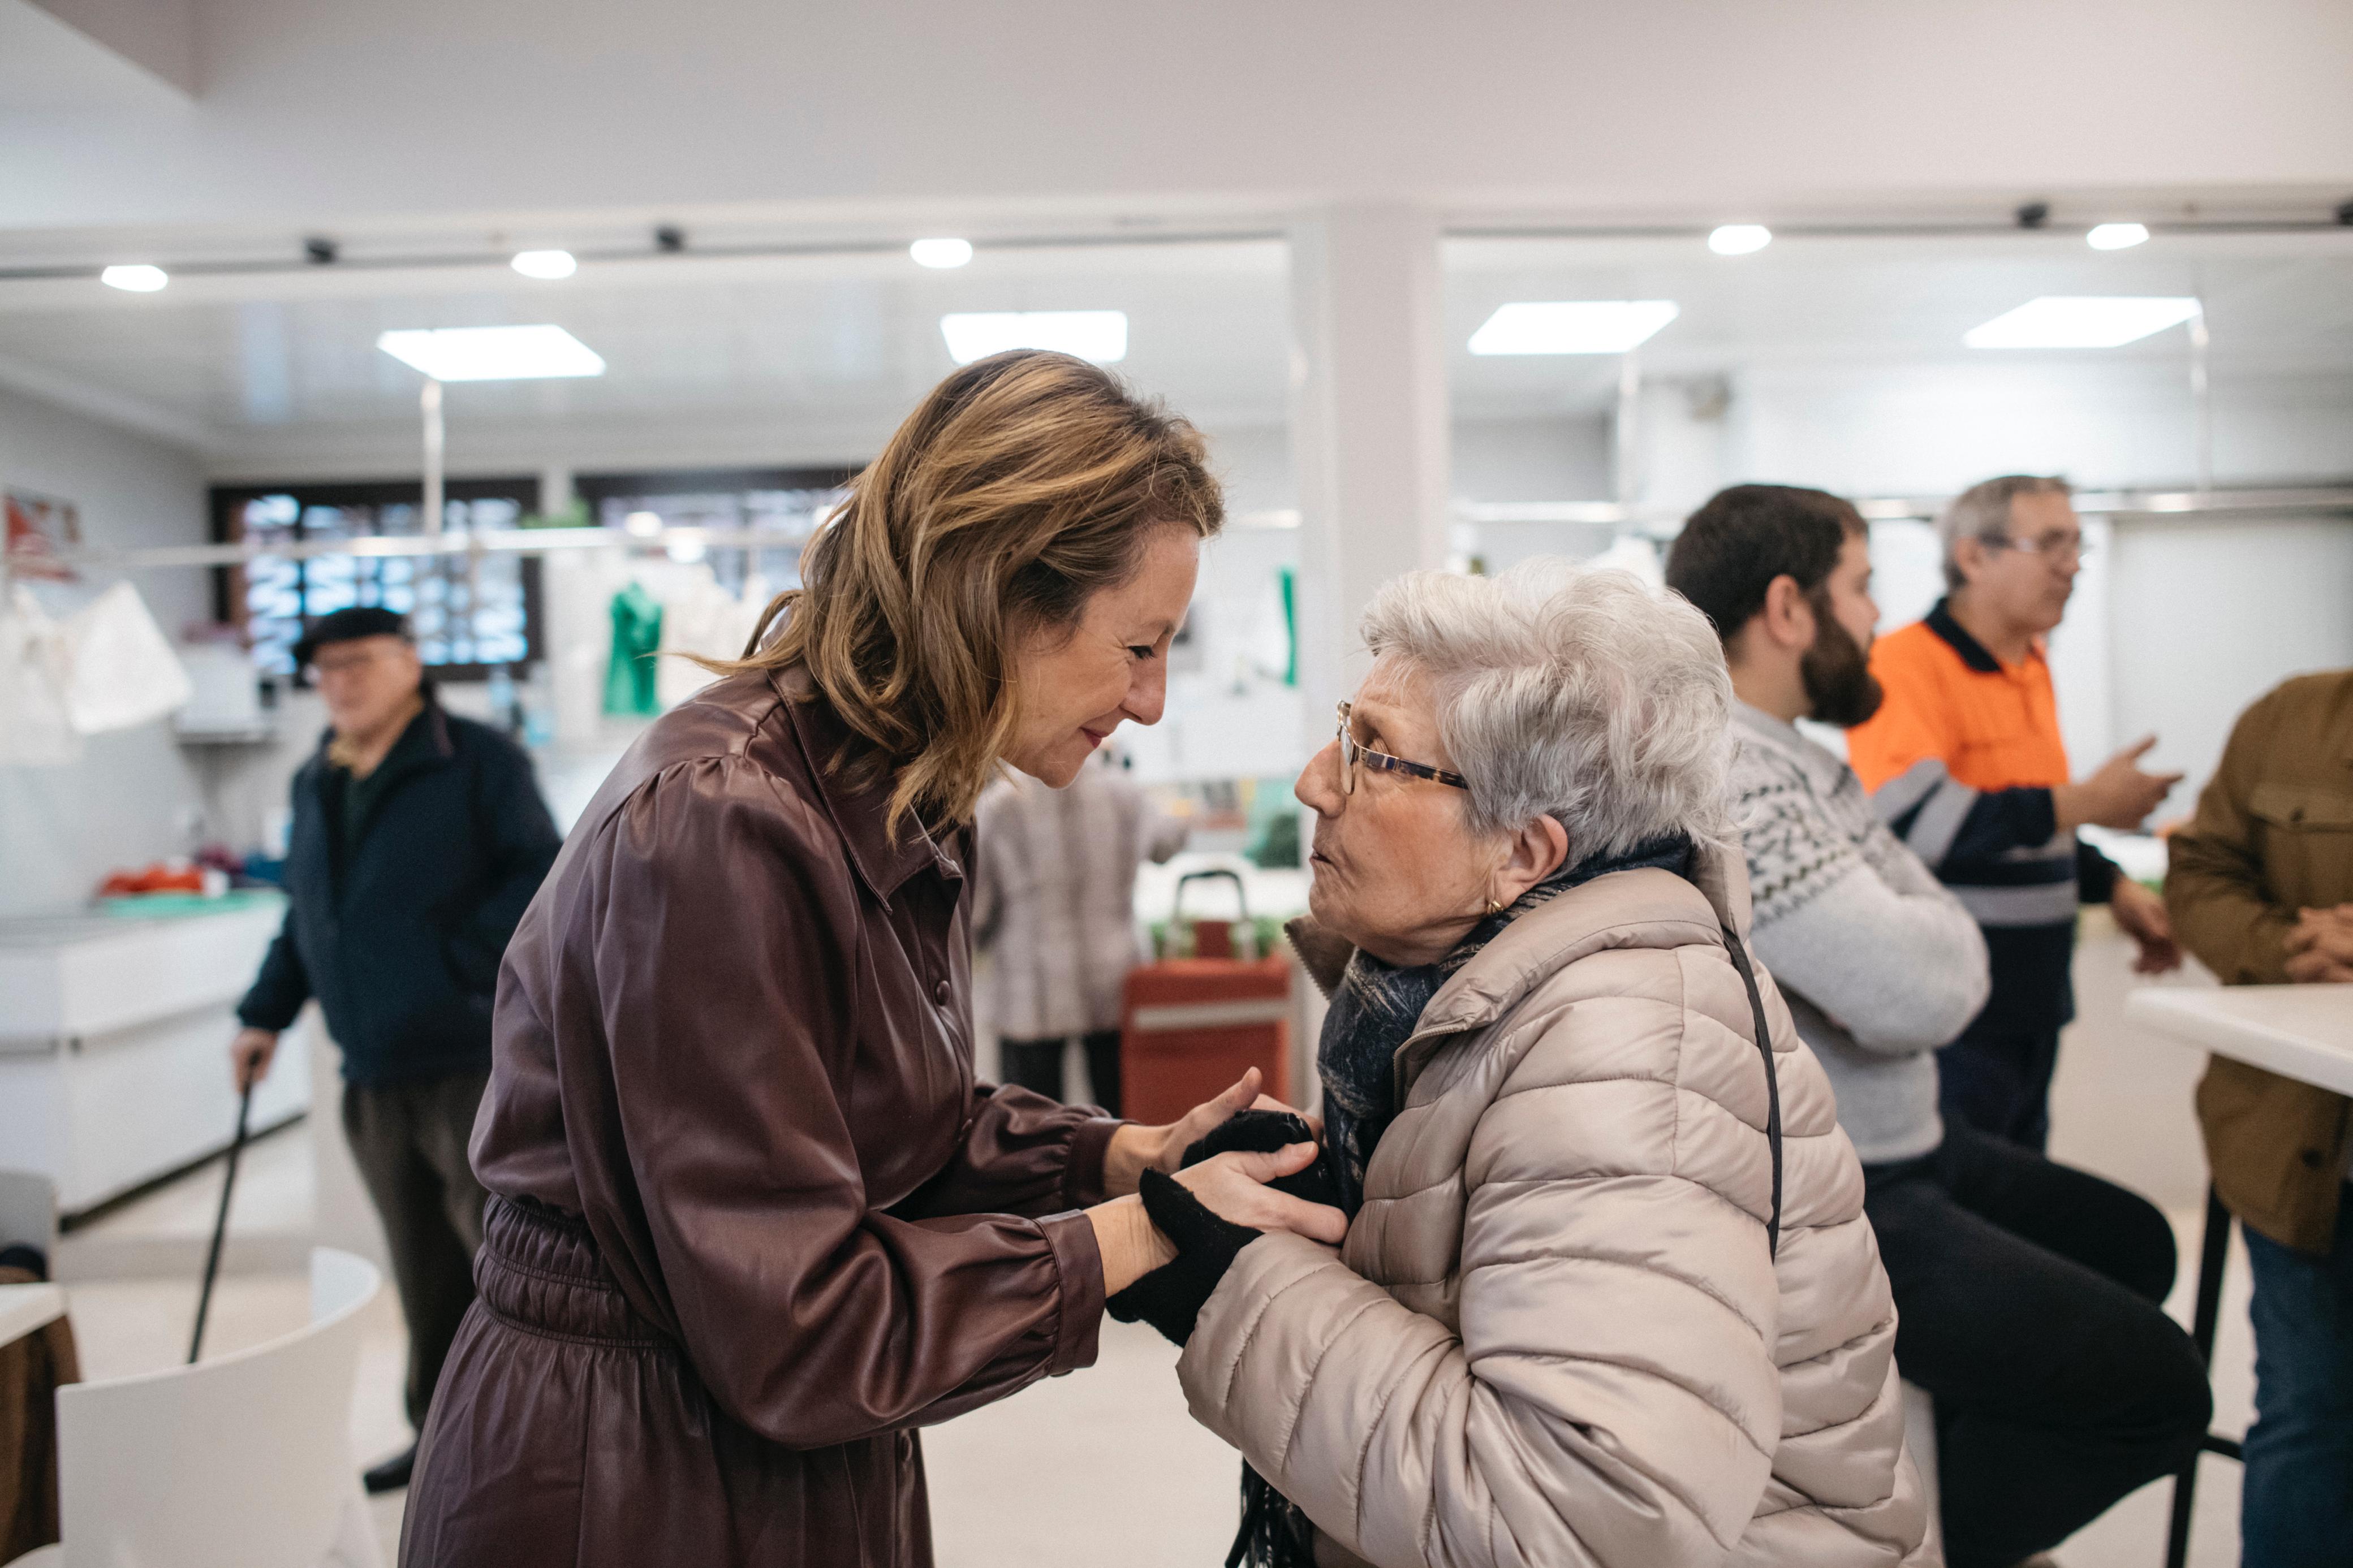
[1984,530,2092,564]
[1335,701,1469,796]
[312,649,390,676]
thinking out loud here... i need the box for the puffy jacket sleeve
[1177,988,1782,1568]
[571,757,1105,1449]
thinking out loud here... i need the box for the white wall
[2109,516,2353,800]
[1453,416,1610,503]
[8,0,2351,234]
[1724,362,2353,496]
[1622,360,2353,807]
[0,386,210,916]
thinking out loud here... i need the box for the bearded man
[1667,485,2208,1568]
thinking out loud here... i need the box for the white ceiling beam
[0,350,210,450]
[22,0,196,97]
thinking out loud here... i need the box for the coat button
[934,979,952,1005]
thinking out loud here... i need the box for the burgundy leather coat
[401,666,1119,1567]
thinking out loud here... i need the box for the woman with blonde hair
[402,351,1343,1567]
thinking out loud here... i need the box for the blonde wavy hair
[721,351,1223,833]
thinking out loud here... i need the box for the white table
[0,1281,64,1349]
[2126,981,2353,1568]
[2127,984,2353,1095]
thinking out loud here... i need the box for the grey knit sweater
[1730,702,1990,1165]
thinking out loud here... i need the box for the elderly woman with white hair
[1109,561,1930,1568]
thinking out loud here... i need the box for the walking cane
[188,1082,255,1364]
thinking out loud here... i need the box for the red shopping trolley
[1121,869,1292,1125]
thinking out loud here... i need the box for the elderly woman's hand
[1099,1141,1349,1344]
[1102,1066,1321,1196]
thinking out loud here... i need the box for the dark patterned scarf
[1231,831,1696,1568]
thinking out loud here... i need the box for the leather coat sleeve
[896,1084,1124,1220]
[572,757,1105,1450]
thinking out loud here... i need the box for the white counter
[0,896,309,1217]
[2124,983,2353,1096]
[0,1282,64,1348]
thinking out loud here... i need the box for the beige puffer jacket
[1179,841,1932,1568]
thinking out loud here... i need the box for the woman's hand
[1088,1140,1346,1295]
[1102,1067,1321,1196]
[1175,1142,1348,1244]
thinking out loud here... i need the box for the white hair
[1358,558,1733,857]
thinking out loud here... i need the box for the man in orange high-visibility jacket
[1847,475,2183,1151]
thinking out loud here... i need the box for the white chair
[1902,1379,1942,1557]
[28,1248,385,1568]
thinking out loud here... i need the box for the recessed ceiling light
[2085,222,2151,251]
[1468,301,1680,355]
[940,310,1128,365]
[910,237,974,269]
[376,325,606,381]
[1707,224,1773,256]
[1964,296,2200,349]
[100,264,169,292]
[510,249,578,280]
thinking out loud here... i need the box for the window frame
[209,476,546,685]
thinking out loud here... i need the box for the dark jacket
[2167,670,2353,1254]
[237,701,561,1086]
[401,666,1118,1568]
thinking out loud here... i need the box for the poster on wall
[5,489,80,582]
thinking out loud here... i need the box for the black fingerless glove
[1107,1109,1338,1347]
[1181,1109,1342,1212]
[1105,1168,1258,1346]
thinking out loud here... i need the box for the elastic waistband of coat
[475,1194,670,1347]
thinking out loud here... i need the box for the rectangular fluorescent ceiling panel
[376,325,606,381]
[940,311,1128,365]
[1964,296,2201,349]
[1469,301,1679,355]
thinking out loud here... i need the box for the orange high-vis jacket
[1845,599,2118,1039]
[1846,617,2070,795]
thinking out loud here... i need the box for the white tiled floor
[51,919,2266,1567]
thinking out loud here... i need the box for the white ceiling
[0,228,2348,477]
[1446,231,2353,420]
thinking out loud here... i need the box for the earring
[1484,897,1503,917]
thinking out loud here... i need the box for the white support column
[1287,205,1453,742]
[538,463,576,522]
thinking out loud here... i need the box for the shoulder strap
[1717,921,1785,1259]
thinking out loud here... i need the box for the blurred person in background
[1670,485,2208,1568]
[1134,560,1928,1568]
[228,605,562,1494]
[2166,669,2353,1567]
[974,749,1188,1116]
[1846,474,2184,1151]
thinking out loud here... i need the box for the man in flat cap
[229,607,560,1494]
